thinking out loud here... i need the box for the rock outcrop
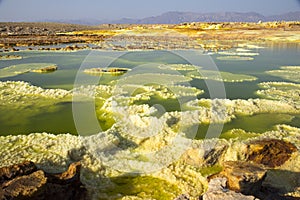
[1,170,47,199]
[44,162,85,200]
[0,161,37,183]
[0,161,86,200]
[201,177,257,200]
[204,160,300,200]
[219,161,267,195]
[245,139,297,167]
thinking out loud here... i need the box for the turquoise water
[0,44,299,136]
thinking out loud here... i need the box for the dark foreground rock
[204,161,300,200]
[201,177,256,200]
[0,161,86,200]
[0,161,37,184]
[44,162,85,200]
[220,161,267,195]
[1,170,47,199]
[201,176,300,200]
[245,139,297,168]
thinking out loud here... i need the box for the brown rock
[202,190,256,200]
[46,161,81,185]
[45,161,86,200]
[0,161,86,200]
[0,161,37,184]
[1,170,46,199]
[203,145,228,166]
[201,177,256,200]
[246,139,297,168]
[182,144,228,167]
[220,161,267,195]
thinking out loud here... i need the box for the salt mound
[0,133,82,172]
[216,56,254,61]
[218,51,259,56]
[236,48,252,52]
[185,98,300,124]
[0,81,70,104]
[0,63,58,78]
[0,54,22,60]
[115,73,192,85]
[237,44,265,49]
[158,64,201,71]
[257,82,300,108]
[187,70,257,82]
[84,67,130,76]
[266,66,300,83]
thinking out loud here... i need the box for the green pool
[0,43,299,137]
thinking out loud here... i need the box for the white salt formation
[266,66,300,83]
[257,82,300,108]
[187,70,257,82]
[218,51,259,56]
[216,56,254,61]
[0,78,299,199]
[158,64,201,71]
[0,63,58,78]
[0,81,70,101]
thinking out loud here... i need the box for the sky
[0,0,299,22]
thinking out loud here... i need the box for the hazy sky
[0,0,299,21]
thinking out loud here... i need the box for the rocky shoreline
[0,127,299,200]
[0,161,86,200]
[0,22,107,48]
[0,54,22,60]
[0,21,299,52]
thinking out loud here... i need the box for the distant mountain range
[45,11,300,25]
